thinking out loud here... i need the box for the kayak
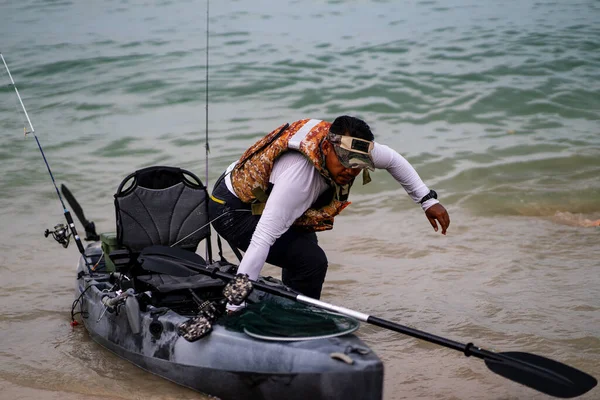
[63,164,598,400]
[74,241,384,400]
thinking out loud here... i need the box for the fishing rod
[1,53,93,273]
[204,0,210,188]
[203,0,211,263]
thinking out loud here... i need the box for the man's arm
[372,142,450,234]
[235,153,326,281]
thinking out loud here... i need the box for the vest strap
[288,119,322,149]
[251,203,266,216]
[251,187,270,203]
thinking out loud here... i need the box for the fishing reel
[44,223,71,248]
[178,274,253,343]
[179,294,224,342]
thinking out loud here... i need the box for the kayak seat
[113,166,212,261]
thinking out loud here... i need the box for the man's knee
[289,243,327,274]
[281,244,328,298]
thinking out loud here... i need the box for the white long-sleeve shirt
[223,142,438,284]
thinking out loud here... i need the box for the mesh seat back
[114,166,210,253]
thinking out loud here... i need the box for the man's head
[323,116,374,185]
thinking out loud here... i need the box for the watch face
[420,190,436,203]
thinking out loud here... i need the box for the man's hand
[425,203,450,235]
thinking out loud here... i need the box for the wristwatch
[419,190,438,204]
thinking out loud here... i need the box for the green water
[0,1,599,399]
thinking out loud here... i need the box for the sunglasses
[327,133,374,170]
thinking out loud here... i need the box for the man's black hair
[330,115,374,141]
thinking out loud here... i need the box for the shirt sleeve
[372,142,439,210]
[234,152,326,282]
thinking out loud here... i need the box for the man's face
[324,141,362,185]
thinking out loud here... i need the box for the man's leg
[266,230,328,300]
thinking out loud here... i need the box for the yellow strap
[251,187,269,203]
[251,202,266,215]
[209,194,225,205]
[362,169,372,185]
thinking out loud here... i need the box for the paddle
[139,245,597,399]
[60,184,100,241]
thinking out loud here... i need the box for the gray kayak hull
[76,244,384,400]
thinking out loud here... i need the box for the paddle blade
[60,184,100,241]
[485,351,597,398]
[61,184,88,225]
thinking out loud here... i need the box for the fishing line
[0,52,91,271]
[205,0,210,187]
[1,54,66,211]
[204,0,211,262]
[170,209,251,248]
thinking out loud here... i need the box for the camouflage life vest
[230,119,352,232]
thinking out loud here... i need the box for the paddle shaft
[145,248,597,397]
[367,315,502,362]
[368,315,468,353]
[202,265,496,360]
[298,295,466,350]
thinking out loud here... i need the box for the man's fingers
[440,213,450,235]
[428,215,438,232]
[440,218,447,235]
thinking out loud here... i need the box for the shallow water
[0,0,599,399]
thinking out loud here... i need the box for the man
[209,116,450,309]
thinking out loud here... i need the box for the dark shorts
[208,174,328,299]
